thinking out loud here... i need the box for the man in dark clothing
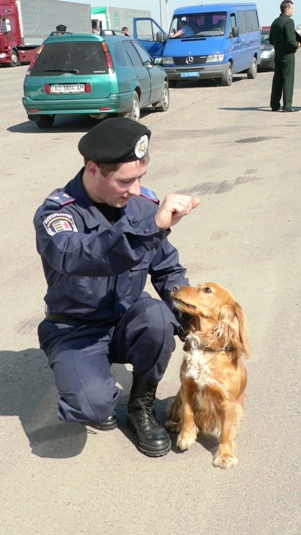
[34,118,200,457]
[269,1,300,112]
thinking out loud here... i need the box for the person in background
[92,20,99,34]
[121,26,129,36]
[170,19,194,38]
[34,118,200,458]
[54,24,67,35]
[269,0,301,112]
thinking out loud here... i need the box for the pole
[159,0,162,27]
[165,0,169,31]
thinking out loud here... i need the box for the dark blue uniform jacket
[34,169,189,321]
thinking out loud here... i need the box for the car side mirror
[231,26,239,38]
[156,30,166,42]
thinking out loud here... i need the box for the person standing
[34,118,200,458]
[269,1,301,112]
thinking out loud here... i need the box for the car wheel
[10,48,20,67]
[247,58,257,79]
[36,115,55,129]
[153,81,170,112]
[221,62,233,86]
[126,91,140,121]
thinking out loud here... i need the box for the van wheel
[153,81,170,112]
[247,58,257,79]
[221,62,233,86]
[126,91,140,121]
[10,49,20,67]
[169,80,177,88]
[36,115,55,129]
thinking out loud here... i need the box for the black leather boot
[127,374,171,457]
[88,410,118,431]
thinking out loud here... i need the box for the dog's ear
[215,303,250,357]
[234,303,250,358]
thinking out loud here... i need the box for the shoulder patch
[43,213,78,236]
[140,186,159,204]
[47,192,75,206]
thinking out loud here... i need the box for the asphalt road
[1,57,300,535]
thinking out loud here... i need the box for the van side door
[133,17,166,59]
[234,10,250,72]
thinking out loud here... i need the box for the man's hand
[155,194,200,230]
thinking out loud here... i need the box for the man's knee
[57,376,122,425]
[135,297,178,333]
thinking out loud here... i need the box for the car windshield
[30,41,109,76]
[169,12,227,38]
[261,32,270,44]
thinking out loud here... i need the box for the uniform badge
[43,213,78,236]
[135,135,149,159]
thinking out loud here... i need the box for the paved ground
[1,55,301,535]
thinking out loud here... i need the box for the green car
[22,32,170,128]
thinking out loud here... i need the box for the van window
[236,11,247,34]
[136,19,157,40]
[170,11,227,37]
[245,10,260,31]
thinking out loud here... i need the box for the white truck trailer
[91,6,151,33]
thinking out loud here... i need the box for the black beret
[78,118,151,163]
[56,24,67,32]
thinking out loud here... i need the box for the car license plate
[181,72,199,78]
[50,84,86,94]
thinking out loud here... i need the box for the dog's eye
[203,287,212,293]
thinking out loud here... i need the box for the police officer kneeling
[34,118,200,457]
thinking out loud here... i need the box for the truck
[91,6,151,33]
[0,0,92,67]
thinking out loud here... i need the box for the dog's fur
[167,282,249,469]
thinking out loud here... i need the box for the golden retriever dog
[167,282,250,469]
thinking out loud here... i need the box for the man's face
[87,160,148,207]
[286,3,294,16]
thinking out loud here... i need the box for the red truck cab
[0,0,36,66]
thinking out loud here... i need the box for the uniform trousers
[270,51,295,111]
[38,294,180,425]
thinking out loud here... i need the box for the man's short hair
[93,154,150,176]
[280,1,293,14]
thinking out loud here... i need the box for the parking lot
[1,59,301,535]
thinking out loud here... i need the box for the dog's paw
[165,419,181,432]
[212,453,238,469]
[177,428,198,450]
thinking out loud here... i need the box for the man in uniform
[34,118,200,457]
[269,1,300,112]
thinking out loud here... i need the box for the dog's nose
[173,286,180,291]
